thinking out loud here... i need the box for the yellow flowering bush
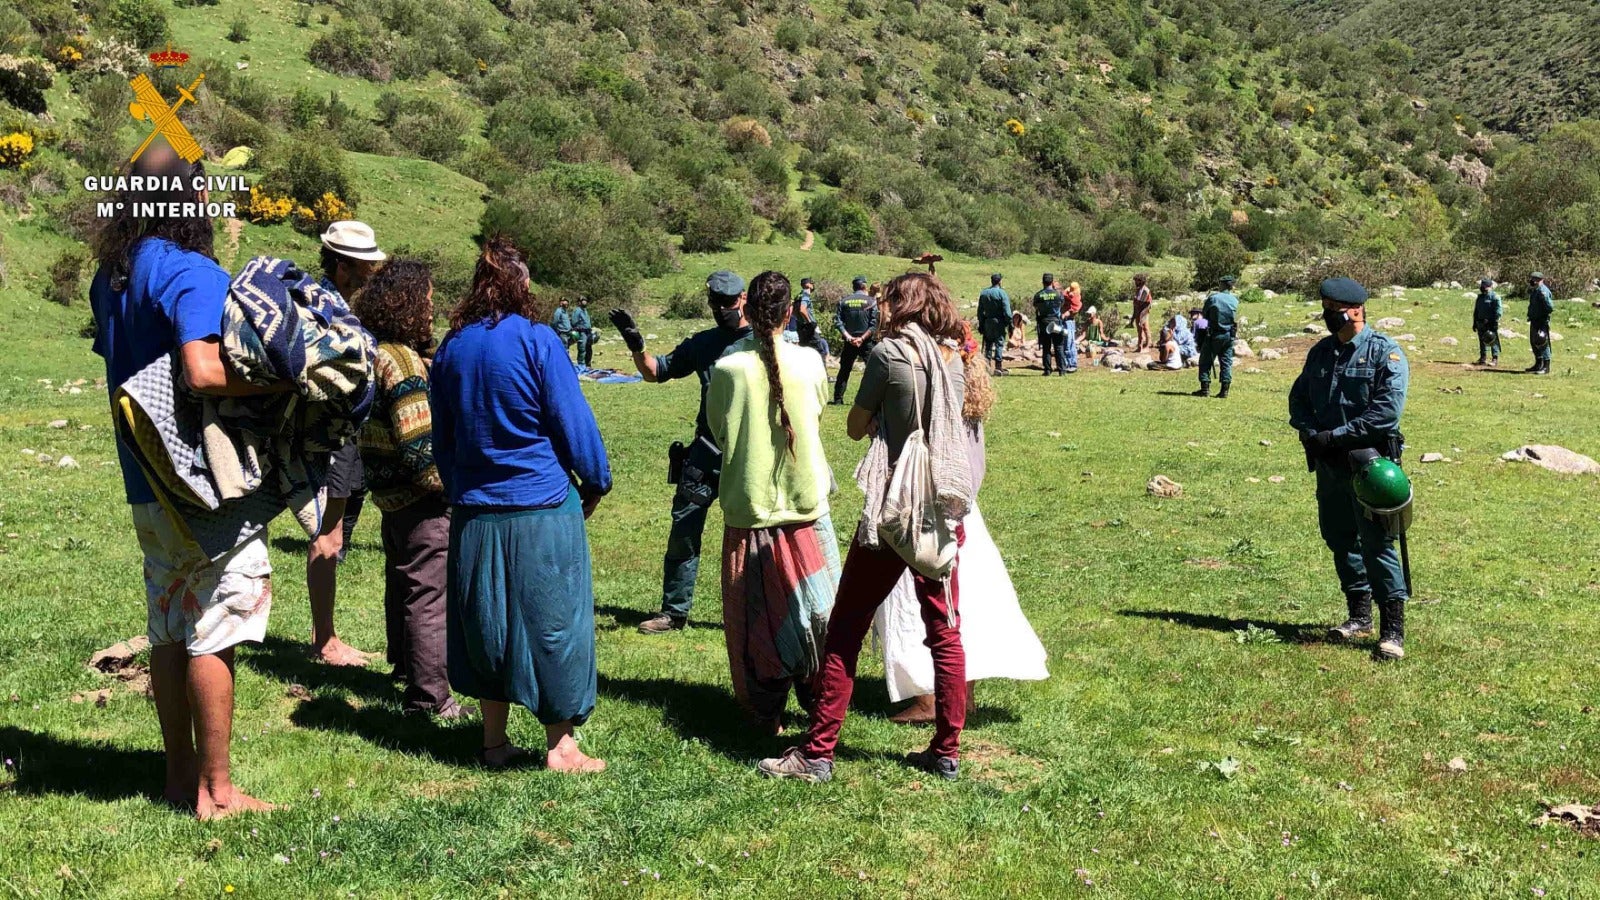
[291,192,354,233]
[1004,118,1026,136]
[0,132,35,169]
[246,185,294,224]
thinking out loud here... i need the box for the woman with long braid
[707,271,838,736]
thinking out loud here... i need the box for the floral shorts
[132,504,273,656]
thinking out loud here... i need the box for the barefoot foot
[195,785,276,821]
[546,743,606,773]
[312,637,371,667]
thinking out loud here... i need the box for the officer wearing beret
[1472,278,1502,367]
[1193,275,1239,398]
[571,296,595,367]
[832,276,878,404]
[1032,273,1068,376]
[1288,277,1411,660]
[552,297,576,360]
[608,271,753,633]
[1526,272,1554,375]
[978,273,1012,375]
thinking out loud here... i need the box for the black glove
[1307,430,1334,452]
[608,308,645,354]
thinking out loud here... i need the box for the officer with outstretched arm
[1289,277,1411,661]
[608,272,752,634]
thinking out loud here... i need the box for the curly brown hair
[448,236,542,332]
[354,258,435,351]
[879,273,965,345]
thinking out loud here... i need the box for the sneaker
[637,613,686,635]
[757,748,832,783]
[905,749,960,781]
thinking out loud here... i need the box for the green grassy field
[4,246,1600,898]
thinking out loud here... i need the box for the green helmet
[1352,458,1411,510]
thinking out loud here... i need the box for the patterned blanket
[112,256,376,564]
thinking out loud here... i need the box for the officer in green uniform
[552,297,576,360]
[832,276,878,404]
[571,296,595,368]
[1472,278,1502,366]
[977,273,1012,375]
[608,271,752,634]
[1289,277,1411,661]
[1032,274,1067,376]
[1526,272,1554,375]
[1193,275,1239,398]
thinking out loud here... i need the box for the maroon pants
[802,527,966,760]
[382,495,452,713]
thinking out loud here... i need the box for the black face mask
[1322,309,1350,334]
[712,306,744,331]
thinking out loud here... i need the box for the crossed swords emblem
[127,73,206,164]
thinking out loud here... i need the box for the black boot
[1216,383,1230,399]
[1474,356,1486,366]
[1327,592,1374,642]
[1375,598,1405,661]
[1191,385,1210,397]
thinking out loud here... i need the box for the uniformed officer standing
[571,296,596,368]
[1032,274,1067,376]
[1289,277,1412,661]
[553,297,576,360]
[608,271,754,634]
[1526,272,1554,375]
[1193,275,1240,398]
[832,275,878,404]
[1472,278,1502,367]
[977,273,1012,375]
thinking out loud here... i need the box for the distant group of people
[1473,273,1555,374]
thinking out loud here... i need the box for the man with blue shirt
[91,143,292,819]
[608,271,753,634]
[832,276,878,404]
[1289,277,1411,661]
[572,296,596,368]
[1526,272,1554,375]
[553,297,576,359]
[1193,274,1240,398]
[977,274,1011,375]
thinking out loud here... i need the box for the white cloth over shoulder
[874,502,1049,702]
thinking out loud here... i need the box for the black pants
[1039,330,1066,374]
[382,495,452,713]
[834,339,873,403]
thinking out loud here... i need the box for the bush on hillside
[0,55,55,114]
[662,288,709,320]
[107,0,168,49]
[806,193,876,254]
[309,22,391,82]
[681,178,751,253]
[260,138,358,208]
[1189,231,1251,291]
[45,247,85,306]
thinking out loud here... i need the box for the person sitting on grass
[90,143,290,819]
[1159,310,1198,370]
[353,259,474,721]
[431,238,611,772]
[707,271,838,737]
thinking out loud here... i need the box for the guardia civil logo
[128,44,205,165]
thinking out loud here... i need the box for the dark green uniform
[833,290,878,404]
[1289,327,1410,608]
[978,285,1011,370]
[1472,289,1501,363]
[1033,287,1067,374]
[553,306,575,356]
[1528,282,1554,367]
[1198,290,1238,393]
[571,304,595,367]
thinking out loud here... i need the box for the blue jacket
[1288,327,1409,450]
[1202,291,1239,339]
[978,287,1011,339]
[1528,284,1554,324]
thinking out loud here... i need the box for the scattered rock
[1262,290,1277,299]
[35,454,52,464]
[1268,475,1286,484]
[87,637,150,674]
[1259,349,1284,361]
[56,456,79,470]
[1501,445,1600,476]
[1395,333,1418,342]
[1550,332,1564,342]
[1447,757,1469,774]
[1499,328,1522,339]
[47,419,67,429]
[67,387,82,395]
[1587,354,1597,361]
[1260,440,1273,447]
[1449,281,1462,290]
[1185,441,1200,448]
[1438,337,1458,346]
[20,448,34,456]
[1303,323,1322,334]
[1146,475,1183,499]
[1246,477,1261,484]
[1374,317,1406,330]
[286,683,313,701]
[1420,453,1446,463]
[1533,802,1600,837]
[1232,340,1255,358]
[1242,367,1264,375]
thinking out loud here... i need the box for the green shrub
[1090,214,1158,266]
[807,193,876,253]
[0,54,55,114]
[226,15,249,43]
[772,202,807,238]
[663,288,709,320]
[45,247,86,306]
[681,178,751,253]
[309,22,390,81]
[774,17,812,53]
[261,138,358,207]
[1189,231,1252,291]
[392,101,471,163]
[1240,287,1268,304]
[108,0,168,48]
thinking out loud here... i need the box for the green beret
[1220,275,1238,287]
[1530,272,1545,282]
[706,270,744,299]
[1319,277,1369,306]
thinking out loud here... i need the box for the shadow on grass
[1116,609,1327,645]
[596,674,771,759]
[268,535,382,556]
[593,605,721,632]
[1154,390,1207,397]
[0,726,164,801]
[289,696,480,765]
[241,635,397,704]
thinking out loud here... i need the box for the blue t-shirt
[431,314,612,509]
[90,238,231,504]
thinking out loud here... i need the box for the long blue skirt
[446,490,596,725]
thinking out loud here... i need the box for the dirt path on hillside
[800,229,814,250]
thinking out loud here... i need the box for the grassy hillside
[1284,0,1600,134]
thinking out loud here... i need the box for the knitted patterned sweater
[358,342,443,512]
